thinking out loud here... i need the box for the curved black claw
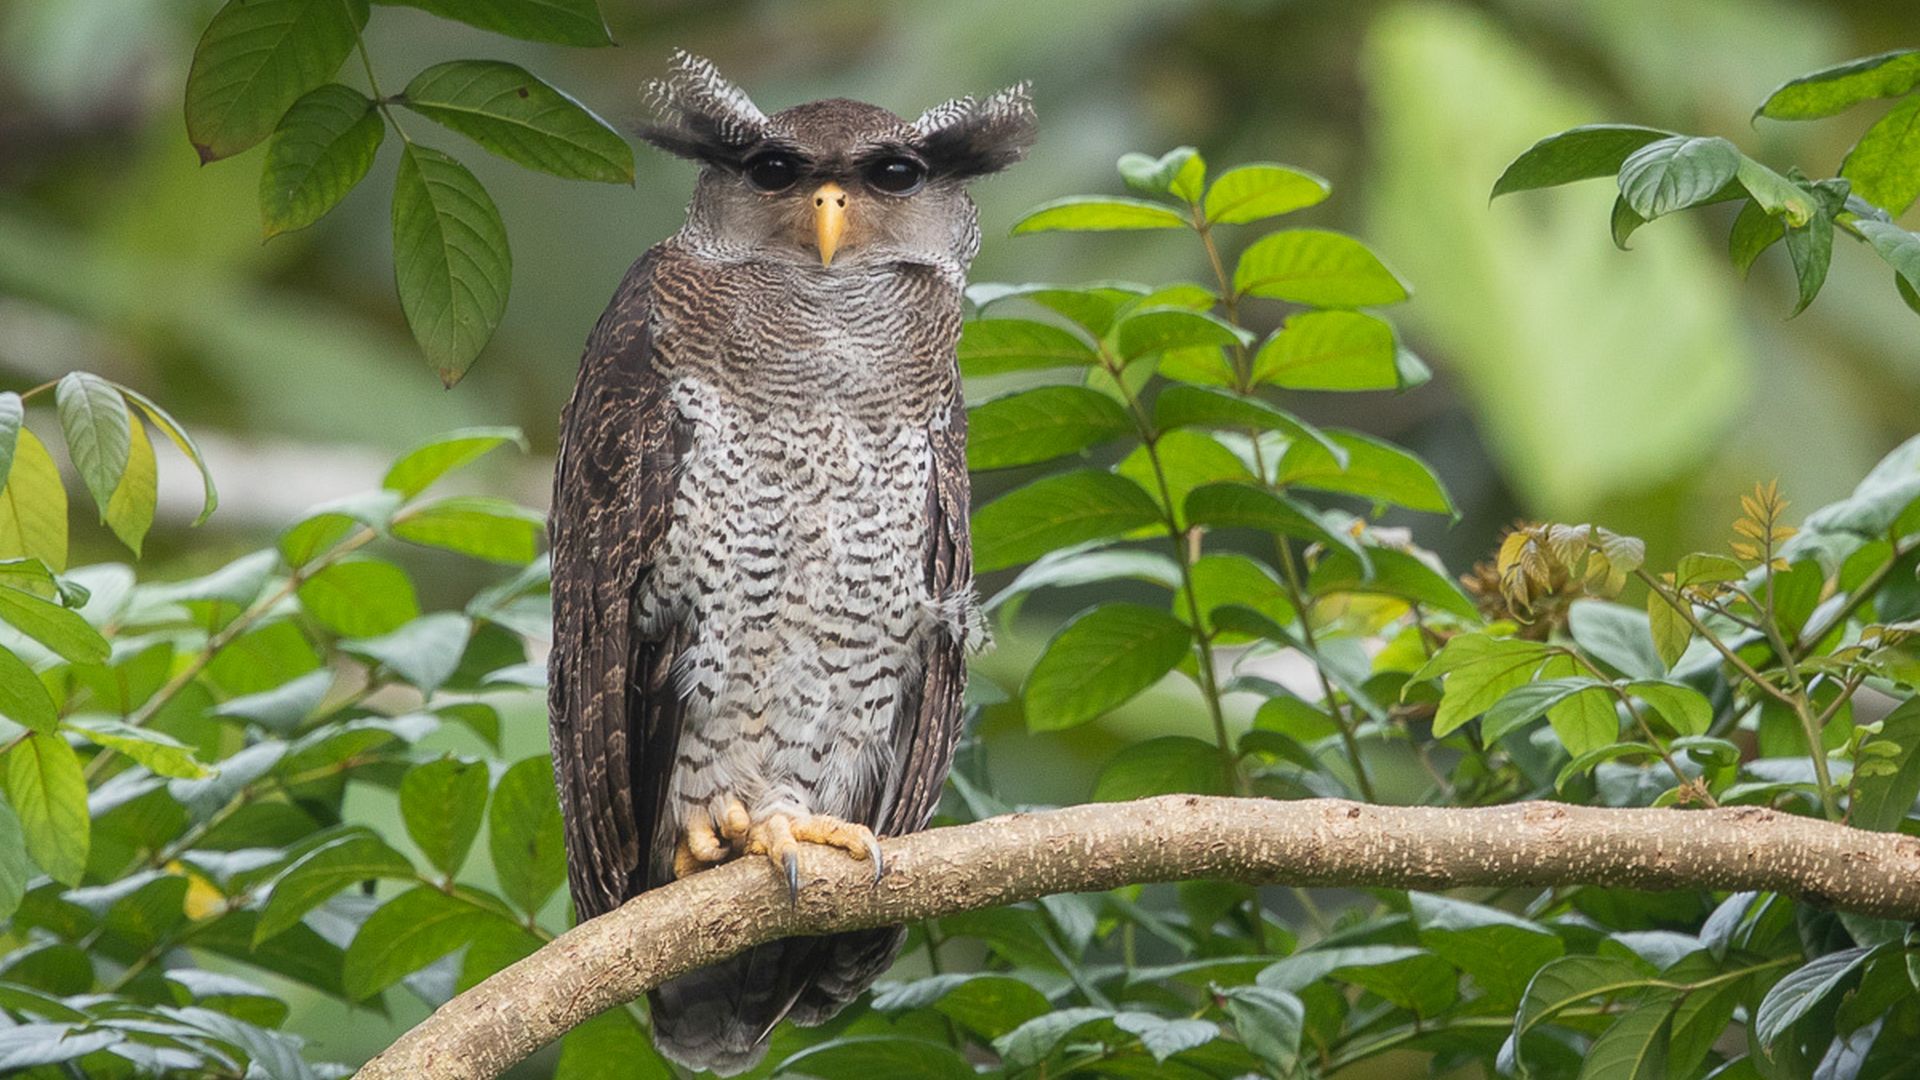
[866,836,885,882]
[784,851,800,902]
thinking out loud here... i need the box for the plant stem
[1272,538,1376,801]
[1566,651,1714,806]
[348,6,411,142]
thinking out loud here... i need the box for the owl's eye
[864,156,926,195]
[743,153,801,193]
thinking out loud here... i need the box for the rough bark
[354,796,1920,1080]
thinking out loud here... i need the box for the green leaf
[375,0,612,47]
[1852,698,1920,832]
[298,557,421,638]
[1729,199,1785,278]
[392,143,512,385]
[1183,482,1355,557]
[1203,164,1329,224]
[1626,680,1712,736]
[280,491,400,565]
[1308,547,1479,621]
[2,732,88,886]
[1616,136,1741,220]
[254,833,417,945]
[1491,125,1673,197]
[1113,307,1248,362]
[0,649,55,737]
[956,318,1097,377]
[260,83,384,238]
[400,757,490,878]
[103,416,157,556]
[213,669,333,732]
[554,1008,673,1080]
[966,387,1131,470]
[777,1037,975,1080]
[1273,429,1455,515]
[342,613,471,697]
[54,372,130,521]
[1116,1014,1219,1064]
[1175,552,1296,634]
[972,471,1162,573]
[1222,985,1304,1072]
[1733,156,1817,226]
[1411,894,1564,1006]
[0,393,21,494]
[1118,146,1205,201]
[1116,430,1250,528]
[1842,95,1920,215]
[383,426,528,499]
[994,1008,1114,1070]
[1756,947,1880,1048]
[1783,199,1834,316]
[1578,1000,1675,1080]
[67,719,207,779]
[392,496,542,564]
[0,799,28,923]
[1234,229,1409,306]
[401,61,632,183]
[1482,678,1612,749]
[184,0,370,162]
[1153,385,1341,461]
[1609,195,1648,250]
[1755,50,1920,120]
[0,587,109,664]
[1010,196,1189,234]
[1251,309,1401,391]
[1093,735,1229,800]
[1854,220,1920,297]
[1023,604,1192,732]
[1647,590,1691,668]
[1410,633,1550,738]
[490,755,566,917]
[116,384,217,526]
[983,546,1181,613]
[0,429,66,572]
[1569,600,1664,680]
[1512,954,1657,1059]
[343,885,511,1000]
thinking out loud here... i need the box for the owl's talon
[784,851,800,901]
[720,799,751,844]
[791,815,882,876]
[672,810,731,880]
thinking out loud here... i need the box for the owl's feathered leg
[744,813,884,900]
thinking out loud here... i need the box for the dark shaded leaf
[1616,136,1741,220]
[1492,125,1673,197]
[392,144,511,385]
[261,83,383,238]
[490,755,566,917]
[972,470,1162,573]
[375,0,611,46]
[1093,735,1229,800]
[402,61,632,183]
[184,0,369,161]
[400,757,489,877]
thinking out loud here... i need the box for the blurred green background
[1,0,1914,1069]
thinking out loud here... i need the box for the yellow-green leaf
[0,429,66,571]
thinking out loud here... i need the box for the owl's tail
[648,927,906,1076]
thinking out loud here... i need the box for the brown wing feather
[548,251,686,922]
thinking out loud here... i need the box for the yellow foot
[671,808,730,880]
[744,812,885,900]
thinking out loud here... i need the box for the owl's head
[640,51,1036,272]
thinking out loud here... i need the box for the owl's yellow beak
[812,182,848,266]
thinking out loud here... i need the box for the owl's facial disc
[812,182,848,266]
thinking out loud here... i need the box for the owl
[547,52,1034,1074]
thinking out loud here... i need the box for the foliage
[186,0,629,385]
[1493,49,1920,319]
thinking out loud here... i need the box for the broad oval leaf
[1616,136,1741,220]
[1114,307,1247,362]
[1482,678,1612,749]
[1754,946,1880,1048]
[967,386,1131,470]
[1183,482,1356,558]
[1625,680,1712,737]
[1203,163,1329,225]
[1010,196,1189,234]
[0,587,110,664]
[1152,385,1343,461]
[392,144,512,385]
[401,61,632,183]
[1092,735,1229,800]
[1233,230,1409,307]
[0,393,20,494]
[1729,198,1785,278]
[1491,124,1673,198]
[184,0,370,162]
[1275,428,1454,515]
[54,373,130,520]
[776,1037,975,1080]
[103,417,157,556]
[0,429,66,572]
[261,83,384,238]
[972,471,1162,573]
[298,556,421,638]
[1118,146,1205,200]
[957,318,1097,377]
[1854,220,1920,297]
[0,800,27,923]
[117,384,218,526]
[1755,49,1920,121]
[1578,1001,1675,1080]
[254,833,416,945]
[1023,603,1193,732]
[1116,430,1251,528]
[3,732,89,886]
[1309,547,1479,621]
[1841,95,1920,215]
[342,612,471,697]
[67,719,207,779]
[1411,633,1551,738]
[490,755,566,917]
[400,757,489,878]
[1252,310,1400,391]
[1175,552,1295,634]
[342,885,514,1000]
[376,0,612,47]
[1221,985,1305,1073]
[392,496,543,564]
[383,426,529,498]
[0,645,58,733]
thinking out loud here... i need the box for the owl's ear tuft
[638,50,769,167]
[912,82,1037,180]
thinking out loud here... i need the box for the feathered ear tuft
[912,82,1037,180]
[638,50,769,167]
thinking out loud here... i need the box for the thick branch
[355,796,1920,1080]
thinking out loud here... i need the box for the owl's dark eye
[743,152,801,193]
[864,156,926,195]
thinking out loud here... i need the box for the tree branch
[353,795,1920,1080]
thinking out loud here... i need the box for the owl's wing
[878,394,973,837]
[548,251,687,922]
